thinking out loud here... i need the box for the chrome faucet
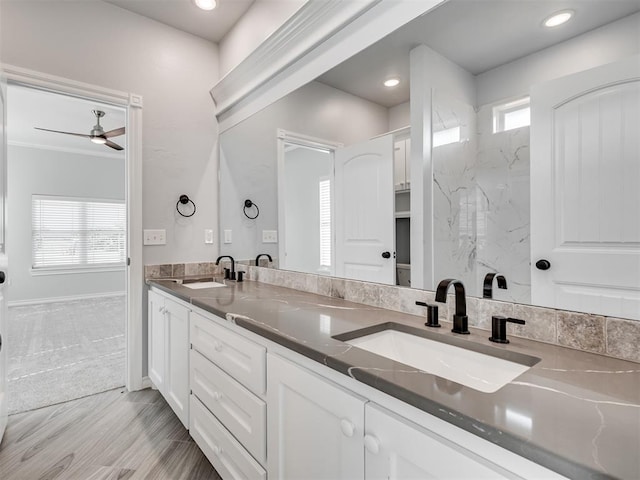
[435,278,470,334]
[255,253,272,267]
[483,273,507,299]
[216,255,236,280]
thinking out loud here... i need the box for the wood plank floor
[0,388,222,479]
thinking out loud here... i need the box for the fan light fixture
[91,137,107,145]
[543,10,573,28]
[384,78,400,88]
[195,0,217,11]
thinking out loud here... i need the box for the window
[32,195,126,270]
[493,97,530,133]
[319,179,331,268]
[433,126,461,148]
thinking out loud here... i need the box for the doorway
[5,84,127,413]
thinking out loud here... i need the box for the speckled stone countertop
[149,278,640,480]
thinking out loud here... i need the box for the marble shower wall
[475,104,531,304]
[432,91,478,294]
[432,94,531,303]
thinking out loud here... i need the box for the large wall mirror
[219,0,640,320]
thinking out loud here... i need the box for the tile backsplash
[145,262,639,364]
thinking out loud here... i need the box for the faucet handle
[415,301,440,328]
[489,316,525,344]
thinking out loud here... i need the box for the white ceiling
[7,85,127,158]
[317,0,640,108]
[104,0,255,43]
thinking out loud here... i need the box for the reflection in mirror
[280,135,334,276]
[219,0,640,319]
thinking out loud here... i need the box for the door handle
[535,259,551,270]
[381,251,391,259]
[0,271,5,284]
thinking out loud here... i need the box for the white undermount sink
[183,281,227,289]
[343,327,537,393]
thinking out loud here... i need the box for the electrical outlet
[204,229,214,244]
[262,230,278,243]
[144,229,166,245]
[224,229,232,244]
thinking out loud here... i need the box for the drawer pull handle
[340,419,355,438]
[364,434,380,455]
[212,445,223,456]
[214,341,223,352]
[213,392,222,401]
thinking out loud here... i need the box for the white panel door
[531,55,640,319]
[267,354,365,480]
[147,290,165,392]
[0,70,7,441]
[335,135,394,284]
[164,298,190,428]
[364,404,512,480]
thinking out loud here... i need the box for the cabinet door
[147,290,165,392]
[364,404,513,480]
[404,138,411,189]
[267,354,365,480]
[394,140,406,190]
[164,298,190,428]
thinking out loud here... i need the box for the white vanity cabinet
[189,311,267,480]
[267,351,567,480]
[267,353,365,480]
[364,404,514,480]
[147,288,190,428]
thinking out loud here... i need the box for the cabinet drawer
[191,350,266,465]
[190,395,267,480]
[191,312,266,396]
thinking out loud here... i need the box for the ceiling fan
[35,109,125,151]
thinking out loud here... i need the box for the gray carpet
[7,295,126,414]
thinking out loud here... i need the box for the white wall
[389,101,410,131]
[8,145,126,302]
[0,0,220,267]
[476,12,640,106]
[219,80,389,261]
[219,0,307,77]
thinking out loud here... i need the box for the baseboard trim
[141,376,153,390]
[8,291,126,308]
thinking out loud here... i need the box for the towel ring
[177,194,196,217]
[243,199,259,219]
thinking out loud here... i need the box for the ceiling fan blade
[34,127,91,138]
[105,139,124,151]
[103,126,126,138]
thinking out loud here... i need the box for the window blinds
[32,195,126,269]
[319,179,332,268]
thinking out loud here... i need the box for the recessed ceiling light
[384,78,400,88]
[543,10,573,28]
[194,0,217,11]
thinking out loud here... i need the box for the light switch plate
[205,229,214,244]
[224,229,232,244]
[144,229,166,245]
[262,230,278,243]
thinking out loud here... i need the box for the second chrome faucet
[435,278,470,335]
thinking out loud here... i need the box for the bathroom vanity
[147,277,640,480]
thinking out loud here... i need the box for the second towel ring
[177,194,196,217]
[243,199,259,219]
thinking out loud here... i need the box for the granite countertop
[149,277,640,480]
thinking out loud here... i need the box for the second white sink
[345,329,533,393]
